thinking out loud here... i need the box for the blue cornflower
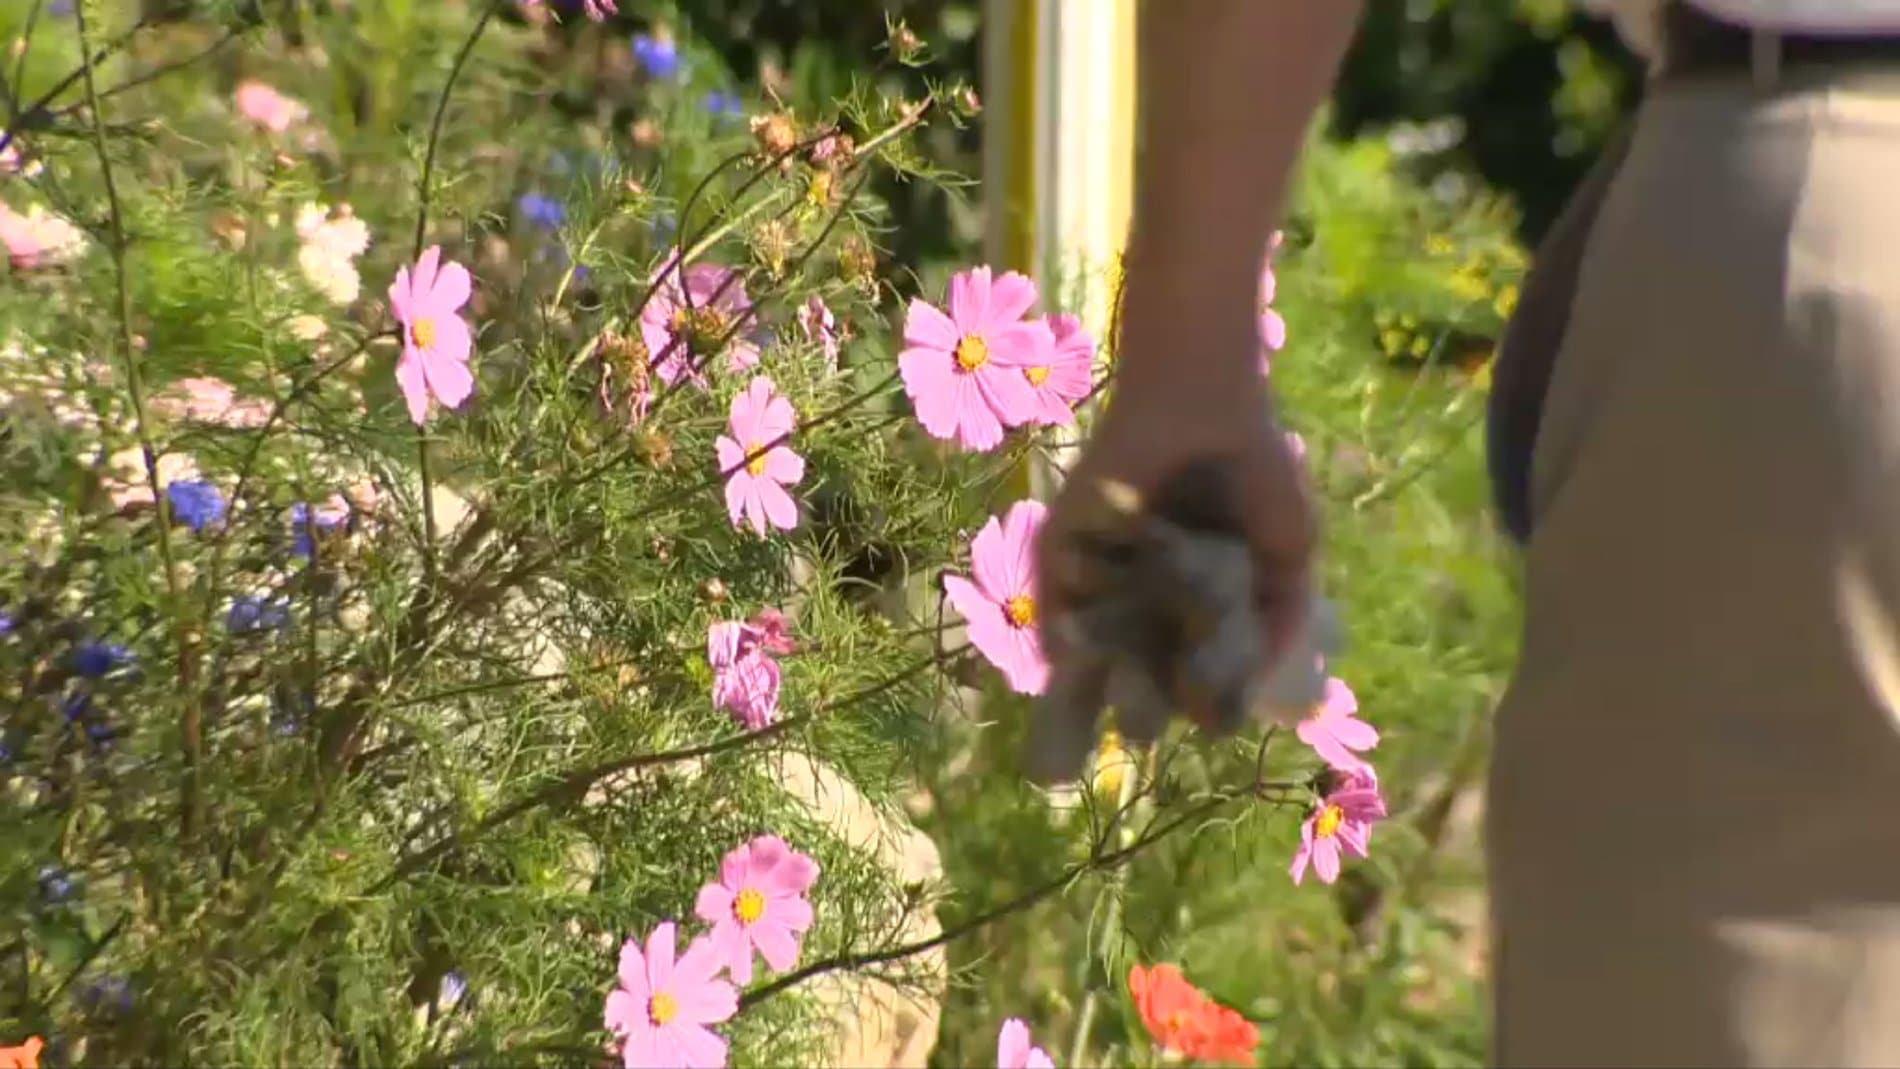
[71,641,132,679]
[517,191,566,231]
[38,864,76,905]
[631,33,680,79]
[85,720,114,749]
[226,595,292,635]
[81,975,134,1016]
[0,611,14,636]
[61,691,93,722]
[165,479,226,532]
[270,685,314,736]
[702,90,744,120]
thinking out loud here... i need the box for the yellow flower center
[648,991,679,1026]
[954,334,989,372]
[1314,804,1345,839]
[1004,593,1036,628]
[1025,365,1050,386]
[410,316,437,350]
[745,442,769,477]
[672,306,732,354]
[734,887,767,925]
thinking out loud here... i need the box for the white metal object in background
[982,0,1138,499]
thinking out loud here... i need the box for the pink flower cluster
[898,267,1094,451]
[1289,673,1389,885]
[605,835,819,1069]
[708,609,794,730]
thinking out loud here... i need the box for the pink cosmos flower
[1290,768,1387,886]
[716,376,804,536]
[604,922,738,1069]
[1,202,86,270]
[898,266,1050,451]
[150,377,272,428]
[797,294,842,370]
[234,80,307,133]
[708,611,792,731]
[944,499,1049,694]
[640,254,760,388]
[693,835,820,985]
[389,245,476,426]
[997,1018,1056,1069]
[1020,313,1094,426]
[1295,676,1379,775]
[1259,230,1287,376]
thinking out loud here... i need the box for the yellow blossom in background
[1090,728,1136,801]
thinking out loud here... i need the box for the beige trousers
[1489,68,1900,1067]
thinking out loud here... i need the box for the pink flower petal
[952,374,1010,450]
[644,922,677,991]
[948,267,990,333]
[898,345,961,439]
[1313,837,1342,883]
[762,850,819,897]
[422,345,474,412]
[429,258,472,312]
[621,1026,661,1069]
[617,936,651,1001]
[672,1024,729,1069]
[412,245,443,301]
[983,319,1055,368]
[998,1019,1033,1069]
[715,436,747,476]
[771,893,814,933]
[605,988,643,1036]
[762,447,804,484]
[724,472,752,530]
[983,270,1040,326]
[694,879,737,925]
[750,916,802,973]
[396,350,431,425]
[904,298,960,350]
[1000,622,1049,694]
[755,478,799,531]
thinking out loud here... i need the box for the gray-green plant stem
[73,1,204,842]
[1067,743,1156,1067]
[739,759,1302,1009]
[409,0,500,579]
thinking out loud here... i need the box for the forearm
[1117,0,1363,393]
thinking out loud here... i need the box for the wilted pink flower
[234,80,306,133]
[898,266,1049,451]
[716,376,804,536]
[1290,768,1387,886]
[944,499,1049,694]
[1020,313,1094,426]
[708,611,790,731]
[1296,676,1378,775]
[640,254,760,388]
[997,1018,1056,1069]
[1,202,86,270]
[797,294,841,370]
[151,377,272,428]
[604,922,738,1069]
[693,835,820,984]
[389,245,475,426]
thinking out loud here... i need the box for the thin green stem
[73,1,203,841]
[408,0,500,575]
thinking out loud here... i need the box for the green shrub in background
[2,2,1524,1068]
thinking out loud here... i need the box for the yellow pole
[985,0,1139,501]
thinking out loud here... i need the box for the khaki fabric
[1488,70,1900,1067]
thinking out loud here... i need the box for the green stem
[73,1,202,841]
[408,0,499,572]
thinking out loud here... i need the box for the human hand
[1028,312,1318,780]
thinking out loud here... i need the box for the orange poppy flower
[1184,1002,1261,1066]
[0,1036,44,1069]
[1129,963,1212,1055]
